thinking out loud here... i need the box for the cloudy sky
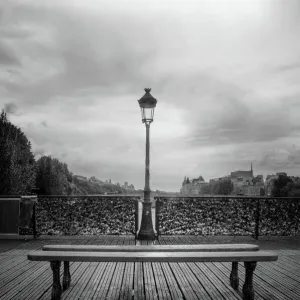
[1,0,300,191]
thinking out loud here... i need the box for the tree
[271,174,293,197]
[219,178,234,195]
[288,183,300,197]
[209,178,233,195]
[36,156,74,195]
[0,110,36,195]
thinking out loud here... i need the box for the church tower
[251,162,253,176]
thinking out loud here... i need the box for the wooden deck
[0,235,299,300]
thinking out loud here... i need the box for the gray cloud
[0,41,19,65]
[191,108,296,146]
[257,144,300,174]
[33,147,45,157]
[41,120,47,127]
[1,0,300,191]
[3,102,18,114]
[275,61,300,73]
[0,2,167,108]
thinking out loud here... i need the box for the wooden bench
[42,244,259,293]
[28,247,277,300]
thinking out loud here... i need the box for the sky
[1,0,300,192]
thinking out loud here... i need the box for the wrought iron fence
[16,195,300,238]
[34,195,140,236]
[154,196,300,239]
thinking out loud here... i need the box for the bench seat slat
[28,251,278,263]
[43,244,259,252]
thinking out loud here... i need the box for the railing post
[155,199,160,238]
[296,198,300,235]
[33,202,37,239]
[255,198,260,240]
[135,199,139,237]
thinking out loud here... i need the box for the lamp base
[137,201,156,241]
[137,230,156,240]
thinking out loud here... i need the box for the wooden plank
[195,262,240,300]
[259,261,300,288]
[119,262,134,300]
[28,250,278,262]
[0,259,34,288]
[133,262,145,300]
[254,263,300,297]
[93,262,116,299]
[143,262,158,300]
[187,262,230,300]
[0,261,43,293]
[65,262,97,299]
[177,262,211,300]
[160,263,184,299]
[167,262,199,300]
[0,262,49,300]
[13,262,53,300]
[106,262,126,300]
[81,262,109,300]
[271,257,300,278]
[151,262,172,300]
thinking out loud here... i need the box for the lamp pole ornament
[137,88,157,240]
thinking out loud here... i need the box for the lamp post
[137,88,157,240]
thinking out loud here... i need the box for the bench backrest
[43,244,259,252]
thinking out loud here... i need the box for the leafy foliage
[209,178,234,195]
[36,155,126,195]
[0,110,36,195]
[36,156,85,195]
[271,174,293,197]
[73,176,125,195]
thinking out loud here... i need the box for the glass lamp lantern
[138,88,157,123]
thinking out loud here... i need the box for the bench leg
[230,262,239,290]
[242,262,257,300]
[63,261,71,290]
[50,261,62,300]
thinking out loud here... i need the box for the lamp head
[138,88,157,123]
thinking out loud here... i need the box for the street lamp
[137,88,157,240]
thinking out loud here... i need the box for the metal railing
[154,196,300,239]
[8,194,300,238]
[35,195,140,236]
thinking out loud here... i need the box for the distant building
[73,175,87,181]
[180,164,268,196]
[242,175,265,196]
[228,163,254,195]
[180,175,209,195]
[88,176,103,185]
[209,176,230,183]
[210,163,263,196]
[122,181,135,191]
